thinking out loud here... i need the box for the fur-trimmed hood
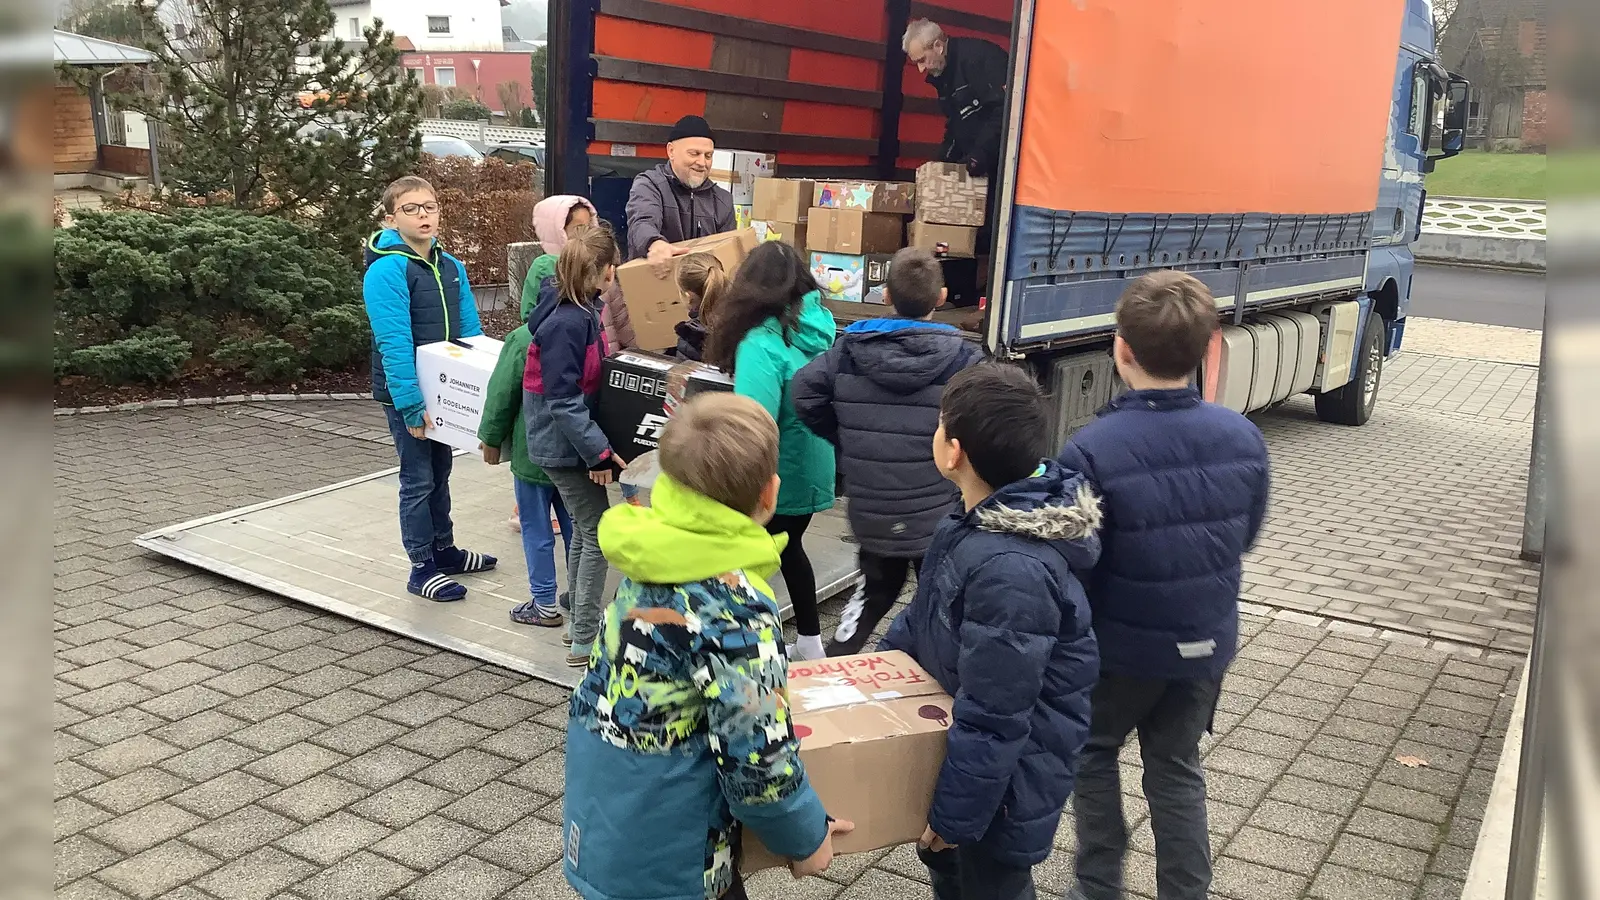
[970,459,1103,571]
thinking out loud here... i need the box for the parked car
[420,135,486,162]
[487,142,545,168]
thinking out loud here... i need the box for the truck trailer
[545,0,1468,431]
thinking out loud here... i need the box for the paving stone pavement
[57,344,1535,900]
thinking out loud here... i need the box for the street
[1411,264,1545,331]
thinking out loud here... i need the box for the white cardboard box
[711,150,776,206]
[415,339,504,453]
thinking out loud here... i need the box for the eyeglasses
[398,202,440,216]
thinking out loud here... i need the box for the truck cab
[1368,0,1471,352]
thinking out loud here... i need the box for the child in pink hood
[511,196,638,533]
[527,196,635,350]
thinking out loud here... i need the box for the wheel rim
[1362,329,1382,408]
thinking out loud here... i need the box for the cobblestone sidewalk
[57,341,1534,899]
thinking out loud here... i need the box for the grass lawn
[1426,150,1546,200]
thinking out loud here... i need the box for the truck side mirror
[1427,73,1471,169]
[1444,76,1470,132]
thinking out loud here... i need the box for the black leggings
[765,513,819,637]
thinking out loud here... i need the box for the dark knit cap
[668,115,715,143]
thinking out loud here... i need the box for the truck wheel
[1315,314,1384,426]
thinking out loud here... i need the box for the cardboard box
[752,178,815,222]
[811,252,893,304]
[415,339,503,453]
[806,208,904,255]
[740,651,953,873]
[914,162,989,227]
[908,220,980,258]
[813,181,916,215]
[597,350,732,462]
[616,229,760,351]
[711,150,775,206]
[753,219,808,249]
[734,204,752,232]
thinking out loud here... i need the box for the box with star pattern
[812,180,916,216]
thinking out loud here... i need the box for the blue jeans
[383,405,455,565]
[514,478,572,606]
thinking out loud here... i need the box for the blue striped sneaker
[407,560,467,602]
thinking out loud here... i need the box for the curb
[53,392,374,417]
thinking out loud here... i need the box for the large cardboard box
[752,178,815,222]
[597,350,733,462]
[711,150,775,206]
[813,181,916,215]
[908,220,980,258]
[414,338,503,453]
[753,219,808,249]
[806,208,904,255]
[914,162,988,227]
[616,229,760,351]
[740,651,953,873]
[811,252,893,304]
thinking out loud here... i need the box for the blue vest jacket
[362,229,482,419]
[1057,387,1270,680]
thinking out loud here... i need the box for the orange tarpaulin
[1015,0,1405,216]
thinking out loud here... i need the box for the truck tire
[1315,313,1384,426]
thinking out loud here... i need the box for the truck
[544,0,1468,433]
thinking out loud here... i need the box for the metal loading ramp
[134,456,862,688]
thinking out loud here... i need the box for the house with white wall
[329,0,508,51]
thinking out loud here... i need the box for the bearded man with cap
[625,115,736,276]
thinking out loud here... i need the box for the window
[349,17,360,39]
[434,66,455,87]
[427,16,451,35]
[1406,67,1429,139]
[406,67,425,83]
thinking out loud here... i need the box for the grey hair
[902,18,944,52]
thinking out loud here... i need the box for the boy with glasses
[364,175,498,601]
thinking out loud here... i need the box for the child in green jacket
[704,241,838,661]
[479,279,573,628]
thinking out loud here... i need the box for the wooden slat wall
[587,0,1015,173]
[590,0,944,170]
[54,86,97,174]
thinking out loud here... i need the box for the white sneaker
[790,634,826,661]
[834,581,867,643]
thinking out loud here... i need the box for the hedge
[55,208,370,384]
[414,154,540,285]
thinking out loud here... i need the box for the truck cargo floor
[133,457,862,688]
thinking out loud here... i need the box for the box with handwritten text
[739,650,952,872]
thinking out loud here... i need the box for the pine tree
[120,0,422,257]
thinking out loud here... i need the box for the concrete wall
[1414,232,1546,270]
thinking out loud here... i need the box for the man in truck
[903,18,1007,179]
[903,18,1008,327]
[625,114,737,278]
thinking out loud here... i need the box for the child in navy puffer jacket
[880,362,1101,900]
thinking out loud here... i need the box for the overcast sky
[501,0,549,40]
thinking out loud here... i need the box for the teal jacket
[565,475,829,900]
[733,291,838,515]
[476,278,550,486]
